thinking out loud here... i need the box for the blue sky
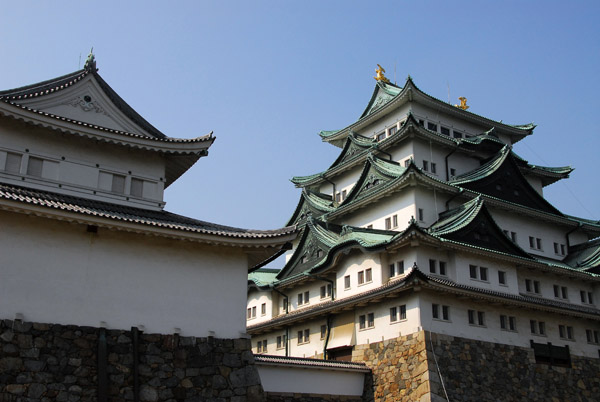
[2,1,599,231]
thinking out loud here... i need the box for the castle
[246,68,600,400]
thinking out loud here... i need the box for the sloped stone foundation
[354,331,600,402]
[0,319,264,401]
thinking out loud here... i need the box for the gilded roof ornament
[455,96,469,110]
[374,64,390,83]
[84,48,96,71]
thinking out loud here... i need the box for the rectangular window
[530,320,546,336]
[429,259,437,274]
[390,306,398,322]
[392,214,398,228]
[304,291,309,304]
[534,281,540,294]
[335,192,341,203]
[422,160,429,171]
[359,314,366,330]
[468,309,475,325]
[469,264,478,279]
[111,174,126,194]
[320,284,332,299]
[257,341,262,353]
[320,324,327,339]
[450,168,456,177]
[498,271,506,285]
[298,293,303,305]
[261,303,266,316]
[418,119,425,127]
[385,217,392,230]
[130,178,144,197]
[252,306,256,318]
[453,131,462,138]
[431,163,437,174]
[510,232,517,242]
[358,271,365,285]
[304,329,310,343]
[479,267,488,281]
[5,152,22,173]
[560,244,566,255]
[433,304,450,321]
[297,330,303,344]
[477,311,485,326]
[344,275,351,289]
[27,156,43,177]
[561,287,568,299]
[439,261,447,276]
[276,335,283,349]
[536,238,542,250]
[367,313,375,328]
[427,122,438,131]
[365,268,372,283]
[440,126,450,136]
[399,305,407,320]
[559,325,574,340]
[376,132,386,142]
[390,260,404,277]
[341,189,347,200]
[529,236,535,248]
[553,242,559,254]
[586,329,599,344]
[529,237,543,250]
[501,315,517,331]
[388,126,397,136]
[588,292,593,304]
[526,279,541,294]
[418,208,424,221]
[247,308,252,319]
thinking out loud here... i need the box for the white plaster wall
[491,208,571,260]
[257,365,365,396]
[247,290,274,325]
[410,103,492,139]
[419,291,600,357]
[412,138,448,181]
[0,119,165,207]
[339,189,415,231]
[0,210,249,338]
[452,251,519,295]
[318,165,363,200]
[356,104,411,140]
[336,252,382,299]
[414,187,448,228]
[446,152,482,179]
[354,293,421,345]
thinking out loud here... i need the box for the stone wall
[0,319,264,402]
[354,330,600,402]
[265,393,362,402]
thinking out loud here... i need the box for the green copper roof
[249,268,280,287]
[428,197,484,236]
[359,81,403,119]
[451,145,512,184]
[285,189,334,226]
[563,239,600,270]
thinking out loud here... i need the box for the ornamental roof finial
[455,96,469,110]
[84,47,96,71]
[374,64,390,83]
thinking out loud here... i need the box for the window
[247,306,257,320]
[26,156,43,177]
[390,260,404,277]
[580,290,594,305]
[422,161,429,171]
[525,279,541,294]
[385,217,392,230]
[498,271,507,285]
[553,242,566,256]
[298,291,310,306]
[358,271,364,285]
[404,159,411,167]
[376,132,386,142]
[510,232,517,242]
[553,285,568,300]
[392,214,398,228]
[438,261,446,276]
[257,340,267,353]
[320,284,332,299]
[586,329,599,344]
[559,325,574,341]
[359,313,375,330]
[111,174,126,194]
[366,224,373,229]
[297,329,310,344]
[453,130,462,138]
[365,268,372,282]
[344,275,351,289]
[500,315,517,331]
[418,208,424,221]
[4,152,22,173]
[390,306,397,322]
[432,304,450,321]
[276,335,286,349]
[440,126,450,136]
[429,259,437,274]
[320,324,327,339]
[341,189,347,200]
[469,265,488,281]
[427,122,438,131]
[418,119,425,127]
[130,178,144,198]
[529,236,543,251]
[468,310,486,327]
[450,168,456,177]
[282,299,288,312]
[399,305,406,320]
[261,303,266,316]
[431,163,437,174]
[298,293,303,305]
[530,320,546,336]
[389,126,397,136]
[247,308,251,319]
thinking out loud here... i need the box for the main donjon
[247,68,600,401]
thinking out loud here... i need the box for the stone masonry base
[0,319,264,402]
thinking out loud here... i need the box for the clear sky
[2,1,599,232]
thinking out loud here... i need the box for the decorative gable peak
[83,48,97,72]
